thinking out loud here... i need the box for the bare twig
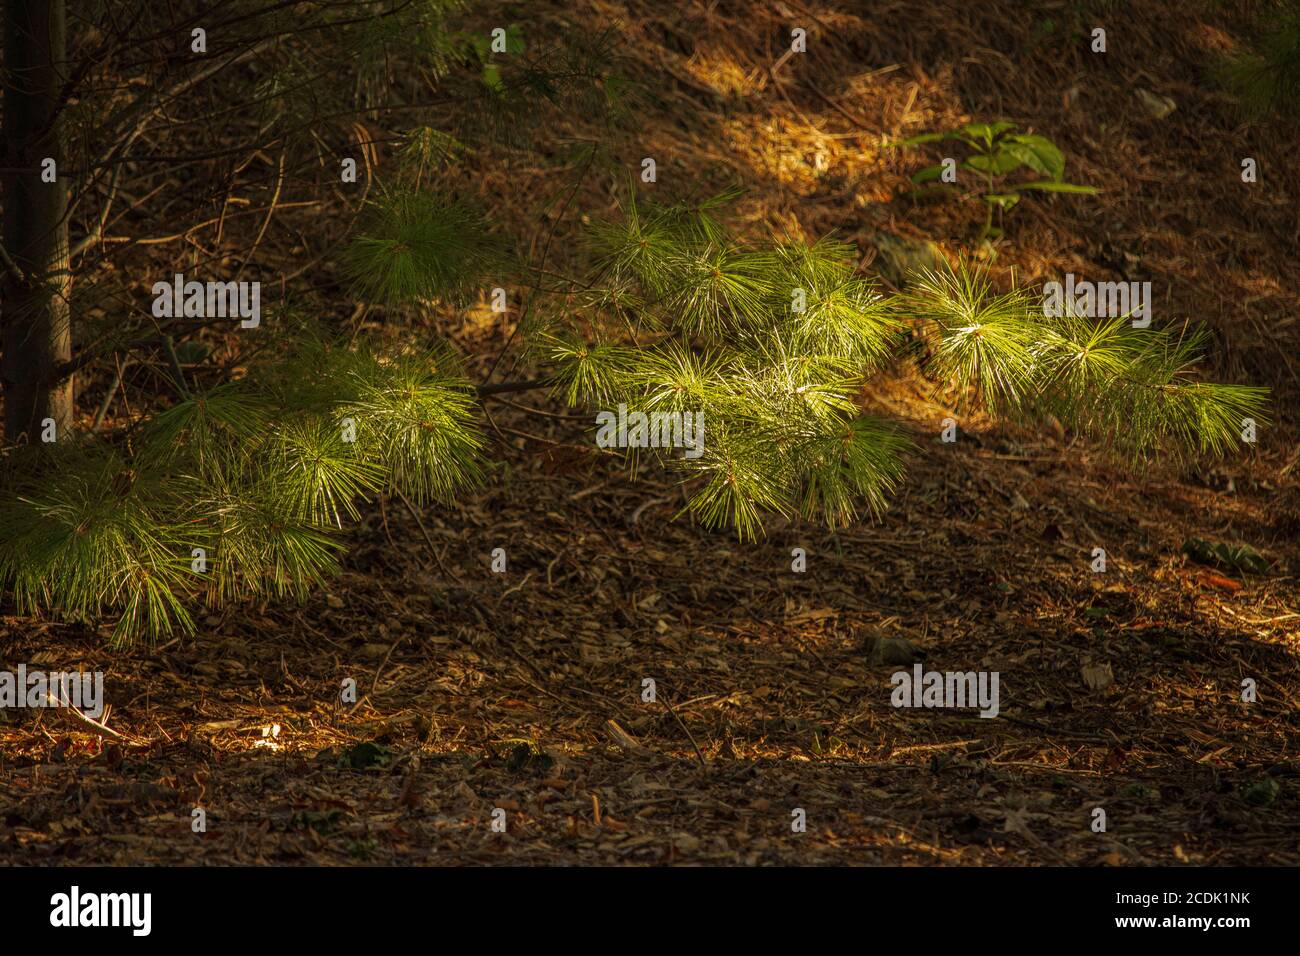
[392,487,464,585]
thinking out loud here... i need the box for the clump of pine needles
[1216,5,1300,121]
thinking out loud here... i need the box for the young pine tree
[0,5,1268,644]
[0,1,617,643]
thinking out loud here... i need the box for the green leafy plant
[1181,538,1271,576]
[888,122,1098,238]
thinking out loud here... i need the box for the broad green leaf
[1003,144,1052,179]
[960,121,1016,145]
[909,164,949,184]
[965,149,1025,176]
[1014,180,1099,193]
[1005,134,1065,180]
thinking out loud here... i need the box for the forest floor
[2,0,1299,865]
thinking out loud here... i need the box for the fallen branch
[45,692,134,743]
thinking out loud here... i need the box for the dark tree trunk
[2,0,73,444]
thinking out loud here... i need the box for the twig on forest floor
[370,633,404,699]
[995,713,1111,743]
[890,738,983,757]
[662,695,709,770]
[45,692,136,744]
[393,487,464,585]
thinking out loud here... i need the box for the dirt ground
[1,0,1298,865]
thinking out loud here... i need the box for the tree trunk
[2,0,73,444]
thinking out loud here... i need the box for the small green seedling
[888,122,1098,239]
[1181,538,1271,576]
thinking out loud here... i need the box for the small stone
[1081,662,1114,691]
[1136,88,1176,120]
[862,631,924,665]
